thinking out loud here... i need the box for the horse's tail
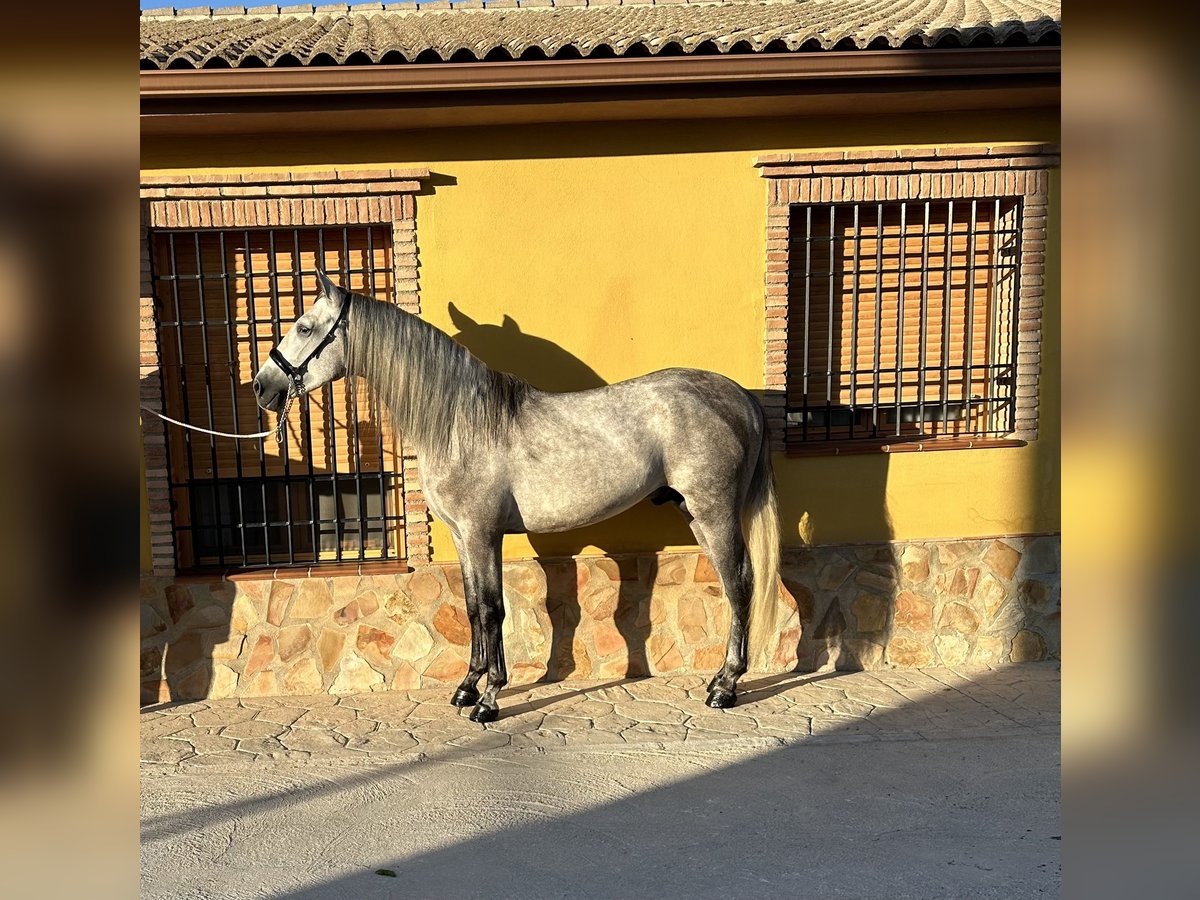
[742,419,781,670]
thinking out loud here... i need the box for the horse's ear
[316,269,346,305]
[447,302,476,332]
[501,315,520,333]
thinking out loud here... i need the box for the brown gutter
[141,47,1059,98]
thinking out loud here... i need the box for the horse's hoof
[469,704,499,724]
[450,687,480,708]
[706,689,737,709]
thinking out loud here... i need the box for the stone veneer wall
[141,533,1059,703]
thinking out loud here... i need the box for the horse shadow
[448,304,901,687]
[447,304,698,680]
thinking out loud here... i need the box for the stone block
[1011,629,1047,662]
[229,594,259,633]
[385,589,418,627]
[423,649,468,683]
[1018,579,1058,616]
[885,636,934,667]
[291,580,333,619]
[971,634,1007,665]
[851,593,888,632]
[331,654,384,694]
[900,545,930,583]
[394,622,433,662]
[356,625,396,669]
[244,635,274,676]
[693,555,720,583]
[266,582,294,626]
[334,593,380,624]
[406,571,443,603]
[581,583,619,621]
[939,602,982,635]
[141,605,166,638]
[277,625,311,662]
[593,623,626,658]
[655,558,687,586]
[935,633,970,666]
[242,671,278,698]
[816,558,854,591]
[433,603,471,645]
[893,591,933,632]
[318,630,345,672]
[283,658,323,694]
[983,539,1022,580]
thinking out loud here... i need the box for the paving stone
[190,705,257,727]
[683,712,761,735]
[446,730,512,751]
[551,699,615,720]
[220,720,288,741]
[139,666,1060,769]
[279,730,346,753]
[612,700,687,725]
[293,706,357,729]
[141,741,196,764]
[561,728,626,747]
[620,722,689,744]
[623,680,691,703]
[345,730,420,755]
[234,737,290,756]
[333,719,378,740]
[185,734,240,755]
[254,706,307,727]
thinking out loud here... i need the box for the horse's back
[502,368,762,531]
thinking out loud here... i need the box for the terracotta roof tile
[140,0,1061,69]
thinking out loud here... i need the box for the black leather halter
[269,294,351,396]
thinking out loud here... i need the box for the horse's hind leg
[687,510,752,709]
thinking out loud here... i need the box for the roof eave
[140,47,1061,99]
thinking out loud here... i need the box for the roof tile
[141,0,1061,68]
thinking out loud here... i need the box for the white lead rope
[140,400,291,443]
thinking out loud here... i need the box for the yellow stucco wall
[141,108,1060,567]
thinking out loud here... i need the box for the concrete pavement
[141,664,1060,899]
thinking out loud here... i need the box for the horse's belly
[509,459,661,534]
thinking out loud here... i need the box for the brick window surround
[756,144,1058,454]
[140,169,432,575]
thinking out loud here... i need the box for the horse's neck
[352,302,507,459]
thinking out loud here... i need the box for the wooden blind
[151,226,404,568]
[786,199,1020,445]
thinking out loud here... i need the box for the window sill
[173,559,411,582]
[785,437,1026,457]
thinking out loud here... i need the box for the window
[785,198,1021,446]
[757,145,1056,453]
[150,226,404,570]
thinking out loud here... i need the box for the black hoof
[450,687,480,708]
[469,704,499,724]
[706,689,737,709]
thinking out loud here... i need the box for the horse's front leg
[459,529,507,723]
[449,536,487,709]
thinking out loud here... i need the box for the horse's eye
[298,324,311,336]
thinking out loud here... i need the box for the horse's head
[253,270,351,412]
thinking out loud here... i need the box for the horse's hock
[140,535,1059,703]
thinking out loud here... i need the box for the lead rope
[140,385,296,445]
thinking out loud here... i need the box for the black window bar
[785,198,1021,448]
[149,225,404,571]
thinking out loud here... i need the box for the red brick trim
[756,144,1058,450]
[140,169,432,572]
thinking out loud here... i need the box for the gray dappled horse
[254,273,779,722]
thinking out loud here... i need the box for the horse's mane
[345,293,531,462]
